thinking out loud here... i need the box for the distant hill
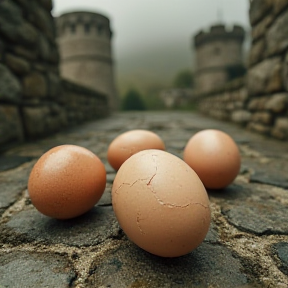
[115,41,194,96]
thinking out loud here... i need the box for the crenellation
[56,11,118,110]
[194,24,245,48]
[56,11,112,39]
[193,24,245,93]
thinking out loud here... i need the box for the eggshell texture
[107,129,165,170]
[28,145,106,219]
[112,149,211,258]
[183,129,241,189]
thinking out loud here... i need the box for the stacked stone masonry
[0,0,109,149]
[197,0,288,140]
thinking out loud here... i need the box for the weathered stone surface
[247,122,271,135]
[0,162,33,216]
[0,0,22,26]
[231,110,251,124]
[22,106,50,136]
[266,9,288,56]
[39,0,53,11]
[251,111,273,125]
[22,72,47,98]
[249,0,273,25]
[249,38,266,66]
[222,183,288,235]
[251,14,273,42]
[0,112,288,286]
[273,242,288,275]
[247,57,283,96]
[0,155,33,172]
[97,187,112,206]
[38,33,51,61]
[265,93,288,112]
[271,117,288,139]
[0,105,23,145]
[17,22,38,46]
[273,0,288,15]
[0,64,21,102]
[32,4,55,40]
[47,72,61,98]
[5,53,30,75]
[88,240,254,288]
[0,251,76,288]
[21,105,67,138]
[247,96,269,111]
[13,45,38,60]
[284,51,288,92]
[250,171,288,189]
[1,206,120,246]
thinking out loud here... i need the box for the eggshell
[107,129,165,170]
[112,149,211,258]
[28,145,106,219]
[183,129,241,189]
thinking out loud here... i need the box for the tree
[173,70,194,88]
[122,88,146,111]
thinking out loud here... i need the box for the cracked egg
[107,129,165,170]
[112,149,211,257]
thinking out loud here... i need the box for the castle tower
[193,24,245,93]
[56,11,118,110]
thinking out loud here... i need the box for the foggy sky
[53,0,250,59]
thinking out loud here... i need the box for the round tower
[56,11,118,110]
[193,24,245,93]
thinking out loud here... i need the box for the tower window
[70,23,76,34]
[84,23,90,34]
[97,24,104,35]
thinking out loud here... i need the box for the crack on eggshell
[136,211,146,234]
[145,154,210,209]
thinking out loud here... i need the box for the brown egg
[28,145,106,219]
[112,149,211,258]
[107,129,165,170]
[183,129,241,189]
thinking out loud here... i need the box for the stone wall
[197,0,288,140]
[0,0,109,149]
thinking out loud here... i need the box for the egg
[107,129,165,170]
[28,145,106,219]
[112,149,211,258]
[183,129,241,189]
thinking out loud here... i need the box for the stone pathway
[0,111,288,288]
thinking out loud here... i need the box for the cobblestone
[0,111,288,287]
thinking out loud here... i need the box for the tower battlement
[56,11,112,38]
[56,11,118,110]
[194,24,245,47]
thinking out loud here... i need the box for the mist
[53,0,250,93]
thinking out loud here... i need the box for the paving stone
[0,251,76,288]
[0,162,33,215]
[220,183,288,235]
[1,206,120,247]
[250,171,288,189]
[243,157,288,189]
[106,173,116,184]
[0,155,33,172]
[97,187,112,206]
[273,242,288,275]
[88,239,255,288]
[2,111,288,286]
